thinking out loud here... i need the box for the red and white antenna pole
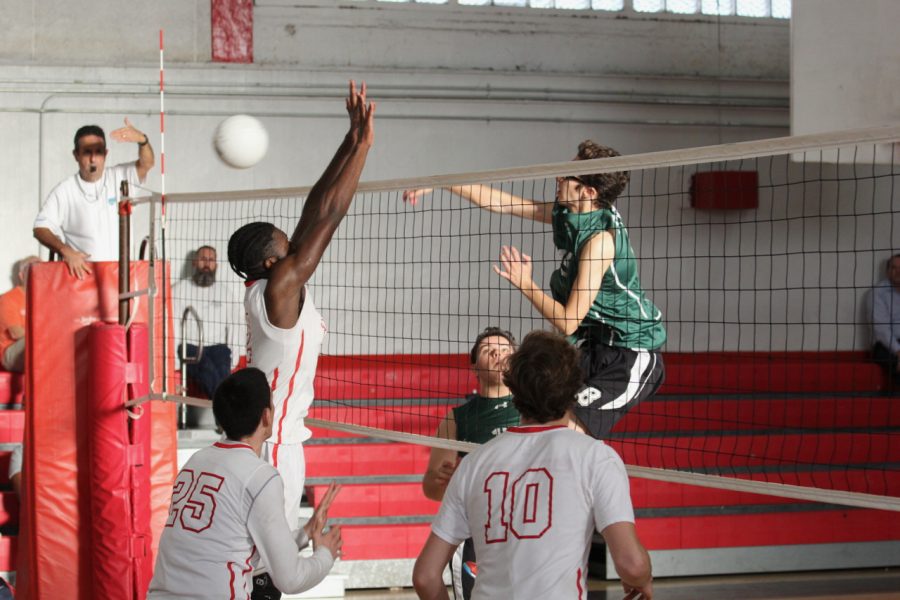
[159,30,166,218]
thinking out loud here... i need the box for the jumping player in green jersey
[404,141,665,440]
[423,327,520,599]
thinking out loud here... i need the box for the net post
[147,194,157,400]
[118,182,132,326]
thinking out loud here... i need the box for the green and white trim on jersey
[549,202,666,350]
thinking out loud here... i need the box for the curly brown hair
[575,140,630,207]
[503,331,584,423]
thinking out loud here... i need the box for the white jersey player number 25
[484,468,553,542]
[165,469,225,533]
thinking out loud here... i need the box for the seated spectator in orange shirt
[0,256,40,373]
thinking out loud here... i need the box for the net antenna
[135,124,900,512]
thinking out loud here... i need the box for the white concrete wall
[17,3,896,355]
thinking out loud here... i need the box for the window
[351,0,790,18]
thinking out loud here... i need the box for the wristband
[138,135,149,147]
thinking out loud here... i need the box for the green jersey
[549,202,666,350]
[452,393,520,444]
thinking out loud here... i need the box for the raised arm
[265,81,375,326]
[495,233,613,336]
[404,183,554,224]
[110,117,154,182]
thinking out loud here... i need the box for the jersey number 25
[165,469,225,533]
[483,468,553,543]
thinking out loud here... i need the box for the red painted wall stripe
[212,0,253,63]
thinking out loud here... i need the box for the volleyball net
[139,124,900,511]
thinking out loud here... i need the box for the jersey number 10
[483,467,553,543]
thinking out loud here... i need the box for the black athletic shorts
[450,537,476,600]
[572,339,665,440]
[251,572,281,600]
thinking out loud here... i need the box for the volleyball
[213,114,269,169]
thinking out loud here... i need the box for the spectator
[175,245,242,399]
[33,119,154,279]
[0,256,40,373]
[871,253,900,391]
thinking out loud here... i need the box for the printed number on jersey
[484,468,553,543]
[165,469,225,533]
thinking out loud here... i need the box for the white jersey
[432,425,635,600]
[245,280,326,445]
[148,441,334,600]
[34,162,143,261]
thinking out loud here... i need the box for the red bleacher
[1,351,894,583]
[0,372,23,576]
[0,373,24,407]
[306,351,898,574]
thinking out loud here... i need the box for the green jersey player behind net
[423,327,520,600]
[404,141,665,439]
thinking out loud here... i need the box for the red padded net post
[88,322,134,598]
[128,324,153,597]
[20,262,177,599]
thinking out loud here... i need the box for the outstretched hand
[306,482,344,560]
[493,245,534,291]
[304,481,341,541]
[402,188,433,206]
[346,80,375,147]
[110,117,147,144]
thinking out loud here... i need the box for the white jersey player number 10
[484,468,553,543]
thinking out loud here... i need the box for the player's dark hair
[73,125,106,151]
[504,331,583,423]
[227,222,277,280]
[574,140,630,208]
[213,368,271,440]
[469,326,517,364]
[196,244,217,256]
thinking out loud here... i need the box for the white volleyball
[213,115,269,169]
